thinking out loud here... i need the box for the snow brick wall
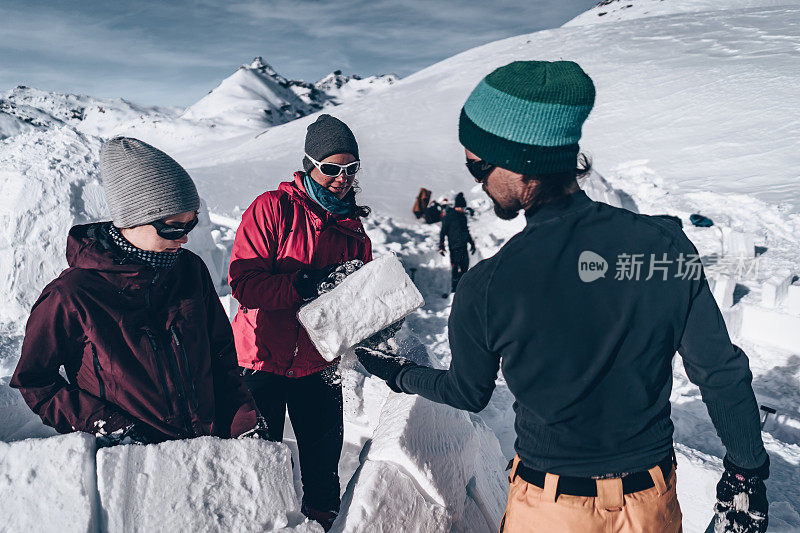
[0,433,99,533]
[97,437,321,533]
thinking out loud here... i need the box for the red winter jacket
[10,223,260,440]
[229,172,372,377]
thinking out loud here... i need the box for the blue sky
[1,0,598,107]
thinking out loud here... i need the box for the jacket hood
[66,222,147,275]
[278,173,367,239]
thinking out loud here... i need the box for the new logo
[578,251,608,282]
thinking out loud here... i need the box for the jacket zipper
[144,272,195,436]
[144,328,174,418]
[171,326,199,411]
[91,343,106,400]
[161,335,195,436]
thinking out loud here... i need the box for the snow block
[298,255,424,361]
[710,275,735,309]
[97,436,321,533]
[332,460,450,533]
[0,433,98,533]
[740,305,800,353]
[761,271,793,308]
[341,393,507,531]
[721,228,755,258]
[368,394,477,513]
[785,284,800,315]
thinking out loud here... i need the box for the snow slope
[564,0,795,27]
[178,2,800,219]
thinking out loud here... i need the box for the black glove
[360,319,405,350]
[355,320,414,392]
[238,415,272,441]
[469,243,476,255]
[96,422,161,447]
[295,264,340,301]
[438,247,446,256]
[295,260,364,301]
[317,259,364,295]
[354,345,416,393]
[713,455,769,533]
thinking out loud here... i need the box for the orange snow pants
[499,456,682,533]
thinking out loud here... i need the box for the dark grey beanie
[100,137,200,228]
[302,114,359,174]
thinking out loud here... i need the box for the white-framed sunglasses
[305,153,361,178]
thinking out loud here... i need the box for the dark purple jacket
[11,223,259,440]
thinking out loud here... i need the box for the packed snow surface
[564,0,795,27]
[298,254,424,361]
[97,437,321,533]
[0,433,98,533]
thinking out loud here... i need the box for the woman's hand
[295,259,364,301]
[317,259,364,295]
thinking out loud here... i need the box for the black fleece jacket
[398,189,766,476]
[439,207,474,251]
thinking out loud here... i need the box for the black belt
[510,453,675,498]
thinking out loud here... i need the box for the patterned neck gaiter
[106,223,182,270]
[302,173,353,215]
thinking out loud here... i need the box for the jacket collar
[524,189,594,226]
[66,222,164,289]
[281,172,364,235]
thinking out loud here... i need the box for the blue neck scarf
[303,173,353,216]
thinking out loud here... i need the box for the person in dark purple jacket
[11,137,263,445]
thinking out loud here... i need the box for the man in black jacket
[439,192,476,295]
[356,61,769,532]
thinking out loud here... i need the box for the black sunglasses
[465,159,495,182]
[151,217,199,240]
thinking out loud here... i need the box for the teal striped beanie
[459,61,595,175]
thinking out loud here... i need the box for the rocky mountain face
[181,56,397,129]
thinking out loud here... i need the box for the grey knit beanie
[302,114,359,174]
[100,137,200,228]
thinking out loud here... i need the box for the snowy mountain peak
[248,56,270,70]
[315,70,359,90]
[181,58,398,130]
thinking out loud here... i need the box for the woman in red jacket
[229,115,372,530]
[11,137,262,445]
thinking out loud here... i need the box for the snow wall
[0,397,510,533]
[0,435,323,533]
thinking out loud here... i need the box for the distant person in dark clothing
[423,200,444,224]
[439,192,475,295]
